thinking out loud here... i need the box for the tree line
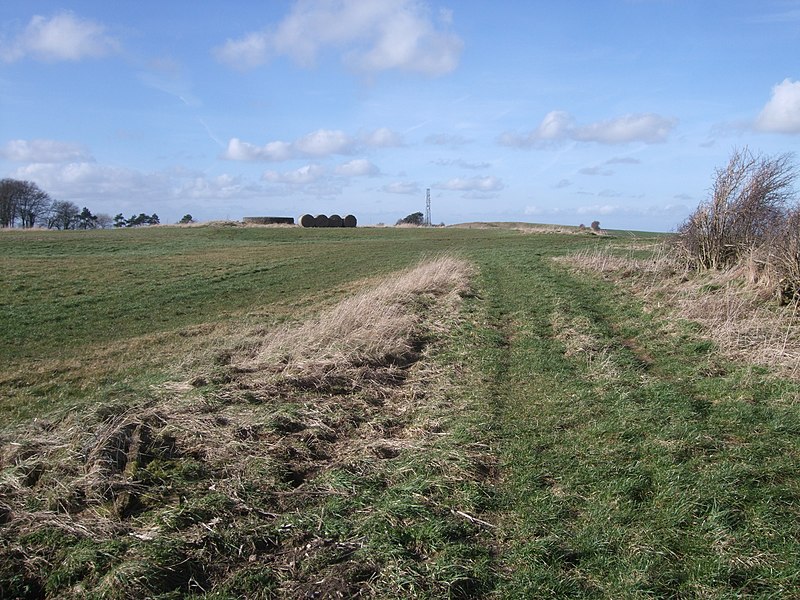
[0,178,160,230]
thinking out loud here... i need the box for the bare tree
[0,178,20,227]
[678,148,797,269]
[95,213,113,229]
[771,207,800,303]
[48,200,80,230]
[2,180,52,228]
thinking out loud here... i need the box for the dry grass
[562,245,800,378]
[550,303,620,383]
[448,221,597,235]
[0,256,483,598]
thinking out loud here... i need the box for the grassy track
[471,240,800,597]
[2,225,799,597]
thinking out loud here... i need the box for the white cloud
[755,78,800,134]
[497,110,573,147]
[213,0,463,76]
[212,32,269,70]
[294,129,354,156]
[554,179,572,189]
[499,111,676,147]
[8,160,281,220]
[263,164,326,184]
[177,174,266,200]
[383,181,419,195]
[335,158,379,176]
[362,127,403,147]
[1,11,119,63]
[223,138,293,161]
[1,139,93,163]
[434,175,504,192]
[573,114,675,144]
[432,158,490,170]
[223,127,400,161]
[9,162,167,210]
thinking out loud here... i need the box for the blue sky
[1,1,799,231]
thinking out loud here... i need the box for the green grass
[2,224,799,598]
[469,241,800,597]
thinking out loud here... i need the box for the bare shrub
[771,207,800,303]
[562,246,800,378]
[678,148,797,270]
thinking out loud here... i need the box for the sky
[1,1,799,231]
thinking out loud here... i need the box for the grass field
[2,224,799,598]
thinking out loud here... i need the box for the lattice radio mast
[425,188,431,227]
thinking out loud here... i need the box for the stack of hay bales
[299,214,358,228]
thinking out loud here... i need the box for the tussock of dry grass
[225,256,472,390]
[562,246,800,378]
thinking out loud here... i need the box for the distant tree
[12,180,51,228]
[0,179,20,227]
[590,220,601,231]
[396,211,424,226]
[48,200,80,230]
[95,213,113,229]
[118,212,161,227]
[179,214,194,224]
[127,213,145,227]
[76,207,98,230]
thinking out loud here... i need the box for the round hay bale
[328,214,343,228]
[314,214,329,228]
[343,214,357,228]
[300,214,315,228]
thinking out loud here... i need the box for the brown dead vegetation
[561,245,800,378]
[0,256,487,598]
